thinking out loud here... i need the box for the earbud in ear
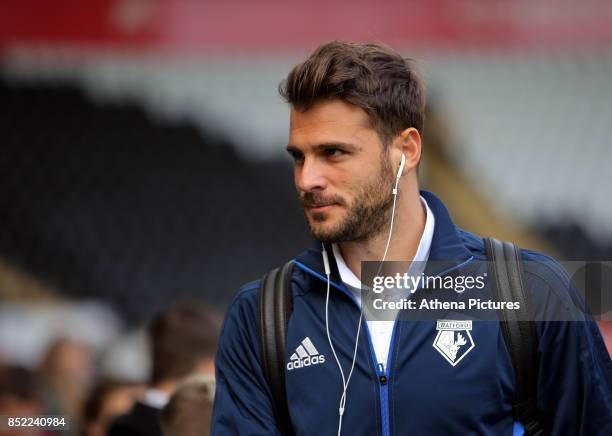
[392,154,406,195]
[396,153,406,179]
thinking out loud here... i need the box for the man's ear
[394,127,421,175]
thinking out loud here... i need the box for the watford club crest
[433,320,475,367]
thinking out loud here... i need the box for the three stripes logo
[287,337,326,371]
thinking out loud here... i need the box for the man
[212,41,612,435]
[108,302,217,436]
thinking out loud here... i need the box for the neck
[337,183,425,281]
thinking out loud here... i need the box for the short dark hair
[149,302,218,384]
[279,41,425,146]
[160,379,213,436]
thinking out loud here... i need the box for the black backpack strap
[258,261,294,435]
[484,237,543,436]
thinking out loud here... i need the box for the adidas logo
[287,337,326,371]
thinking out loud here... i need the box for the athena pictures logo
[287,337,326,371]
[433,320,475,367]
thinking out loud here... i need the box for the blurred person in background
[108,302,218,436]
[38,338,95,432]
[159,376,214,436]
[81,380,144,436]
[0,365,45,436]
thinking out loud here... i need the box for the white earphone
[393,153,406,194]
[323,153,406,436]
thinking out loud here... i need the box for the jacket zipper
[369,323,398,436]
[376,363,390,436]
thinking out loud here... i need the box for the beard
[300,153,395,243]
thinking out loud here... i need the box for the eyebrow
[285,142,361,153]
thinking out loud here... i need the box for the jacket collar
[294,190,474,285]
[420,190,473,262]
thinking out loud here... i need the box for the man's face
[287,99,395,243]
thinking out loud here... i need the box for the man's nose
[296,158,327,192]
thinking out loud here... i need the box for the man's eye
[288,150,304,162]
[325,148,344,158]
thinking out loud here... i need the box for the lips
[307,203,337,212]
[307,203,335,208]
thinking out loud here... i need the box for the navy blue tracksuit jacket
[212,191,612,435]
